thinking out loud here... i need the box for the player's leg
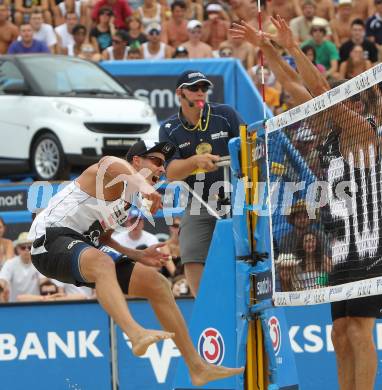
[128,262,244,386]
[79,247,174,356]
[346,296,380,390]
[347,317,376,390]
[331,301,355,390]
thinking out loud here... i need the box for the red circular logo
[197,328,225,365]
[268,316,282,356]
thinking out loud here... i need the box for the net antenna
[257,0,267,121]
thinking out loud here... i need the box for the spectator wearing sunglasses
[141,23,173,59]
[102,30,129,60]
[0,232,45,302]
[159,70,245,296]
[183,19,213,58]
[91,0,132,30]
[90,6,115,52]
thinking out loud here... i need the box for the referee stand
[172,122,299,389]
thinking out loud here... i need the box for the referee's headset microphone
[181,91,195,108]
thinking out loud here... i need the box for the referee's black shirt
[159,102,244,202]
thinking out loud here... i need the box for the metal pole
[110,318,119,390]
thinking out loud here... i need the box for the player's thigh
[128,262,170,299]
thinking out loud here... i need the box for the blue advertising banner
[102,58,264,125]
[1,300,382,389]
[285,304,382,390]
[0,302,111,390]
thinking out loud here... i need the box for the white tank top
[138,4,161,29]
[142,42,166,60]
[67,43,75,56]
[29,181,132,254]
[106,46,129,60]
[58,0,81,19]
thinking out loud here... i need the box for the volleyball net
[257,65,382,306]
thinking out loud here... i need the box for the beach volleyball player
[28,140,244,386]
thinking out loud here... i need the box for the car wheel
[31,133,70,181]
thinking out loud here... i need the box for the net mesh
[262,66,382,305]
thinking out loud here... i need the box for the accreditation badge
[196,142,212,155]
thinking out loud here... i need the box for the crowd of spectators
[0,228,94,303]
[1,0,381,113]
[1,0,381,299]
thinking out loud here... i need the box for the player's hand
[193,154,220,172]
[136,243,171,267]
[229,21,269,48]
[265,15,298,51]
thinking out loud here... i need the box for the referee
[159,70,245,296]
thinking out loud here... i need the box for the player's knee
[331,320,349,348]
[346,318,374,345]
[92,254,116,279]
[145,269,171,299]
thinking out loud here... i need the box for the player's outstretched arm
[267,15,330,96]
[230,21,312,105]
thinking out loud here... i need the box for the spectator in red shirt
[92,0,132,30]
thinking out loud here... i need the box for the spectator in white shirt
[55,11,78,53]
[17,279,94,301]
[30,10,57,53]
[0,232,45,302]
[112,209,159,250]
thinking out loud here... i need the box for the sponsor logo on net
[197,328,225,366]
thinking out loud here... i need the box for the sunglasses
[149,30,160,36]
[100,11,112,16]
[185,84,209,93]
[311,28,325,33]
[19,245,31,251]
[220,49,232,57]
[41,289,57,296]
[143,155,165,167]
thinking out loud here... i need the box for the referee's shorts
[179,205,216,265]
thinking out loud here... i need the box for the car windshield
[19,56,130,97]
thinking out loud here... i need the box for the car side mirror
[3,79,29,94]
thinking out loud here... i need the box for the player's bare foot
[190,362,245,386]
[130,329,175,356]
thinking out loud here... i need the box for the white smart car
[0,55,159,181]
